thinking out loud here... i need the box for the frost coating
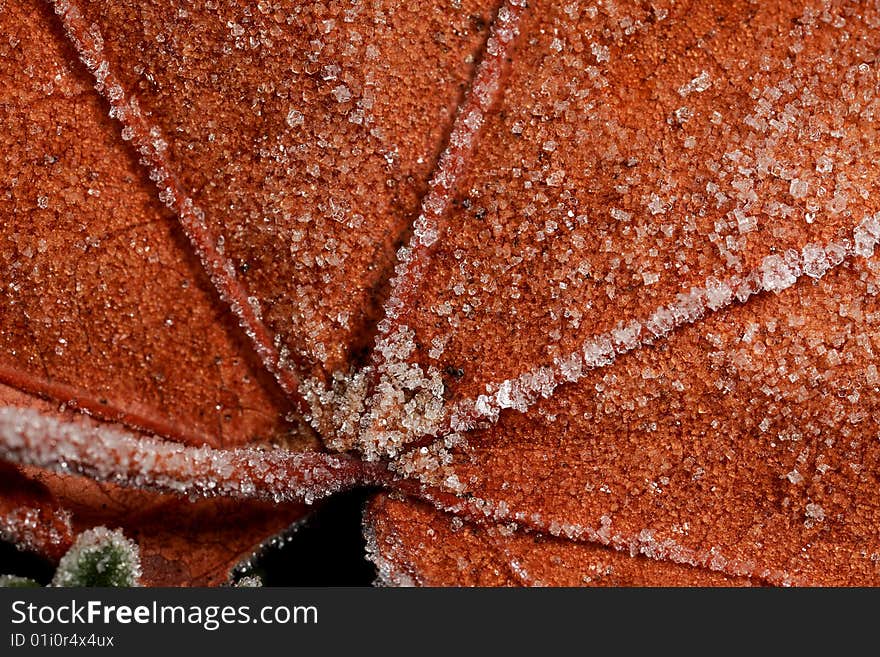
[356,1,526,459]
[30,0,880,587]
[369,0,880,472]
[233,575,263,587]
[304,357,448,463]
[52,527,141,587]
[444,219,880,433]
[0,505,73,562]
[0,575,40,588]
[52,0,502,410]
[0,407,384,505]
[417,489,797,586]
[389,432,467,493]
[51,0,332,420]
[355,326,449,461]
[362,516,417,587]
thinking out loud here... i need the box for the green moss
[0,575,41,588]
[51,527,141,588]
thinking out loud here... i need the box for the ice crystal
[3,0,878,587]
[0,575,40,588]
[52,528,141,587]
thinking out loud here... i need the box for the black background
[1,489,376,587]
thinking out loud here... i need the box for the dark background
[0,489,377,587]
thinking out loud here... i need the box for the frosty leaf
[0,1,300,449]
[359,0,880,585]
[0,406,384,505]
[57,0,497,407]
[29,469,310,587]
[364,0,880,452]
[354,0,527,460]
[0,3,319,586]
[365,495,756,586]
[0,461,73,562]
[365,494,515,586]
[0,397,317,585]
[51,527,142,587]
[401,256,880,585]
[5,0,880,587]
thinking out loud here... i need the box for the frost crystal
[285,108,304,128]
[52,528,141,587]
[0,575,40,588]
[789,178,809,199]
[760,254,800,293]
[801,244,829,279]
[678,70,712,96]
[234,575,263,587]
[331,84,352,103]
[804,503,825,527]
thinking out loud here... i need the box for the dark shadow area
[238,488,377,587]
[0,541,55,585]
[0,490,378,587]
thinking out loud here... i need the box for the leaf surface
[0,380,309,585]
[0,1,315,581]
[371,0,880,442]
[3,0,880,586]
[365,0,880,585]
[25,468,305,587]
[394,259,880,585]
[69,0,496,384]
[1,0,301,449]
[366,494,755,586]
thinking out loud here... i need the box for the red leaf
[62,0,496,390]
[4,0,880,587]
[0,0,301,449]
[0,462,73,563]
[366,494,755,586]
[24,468,306,587]
[364,0,880,585]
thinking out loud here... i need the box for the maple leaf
[2,0,880,587]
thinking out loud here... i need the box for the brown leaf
[3,0,880,587]
[365,494,755,586]
[24,468,306,587]
[67,0,496,380]
[0,0,301,449]
[410,259,880,585]
[370,0,880,441]
[363,0,880,585]
[0,462,73,563]
[0,381,309,585]
[0,0,317,582]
